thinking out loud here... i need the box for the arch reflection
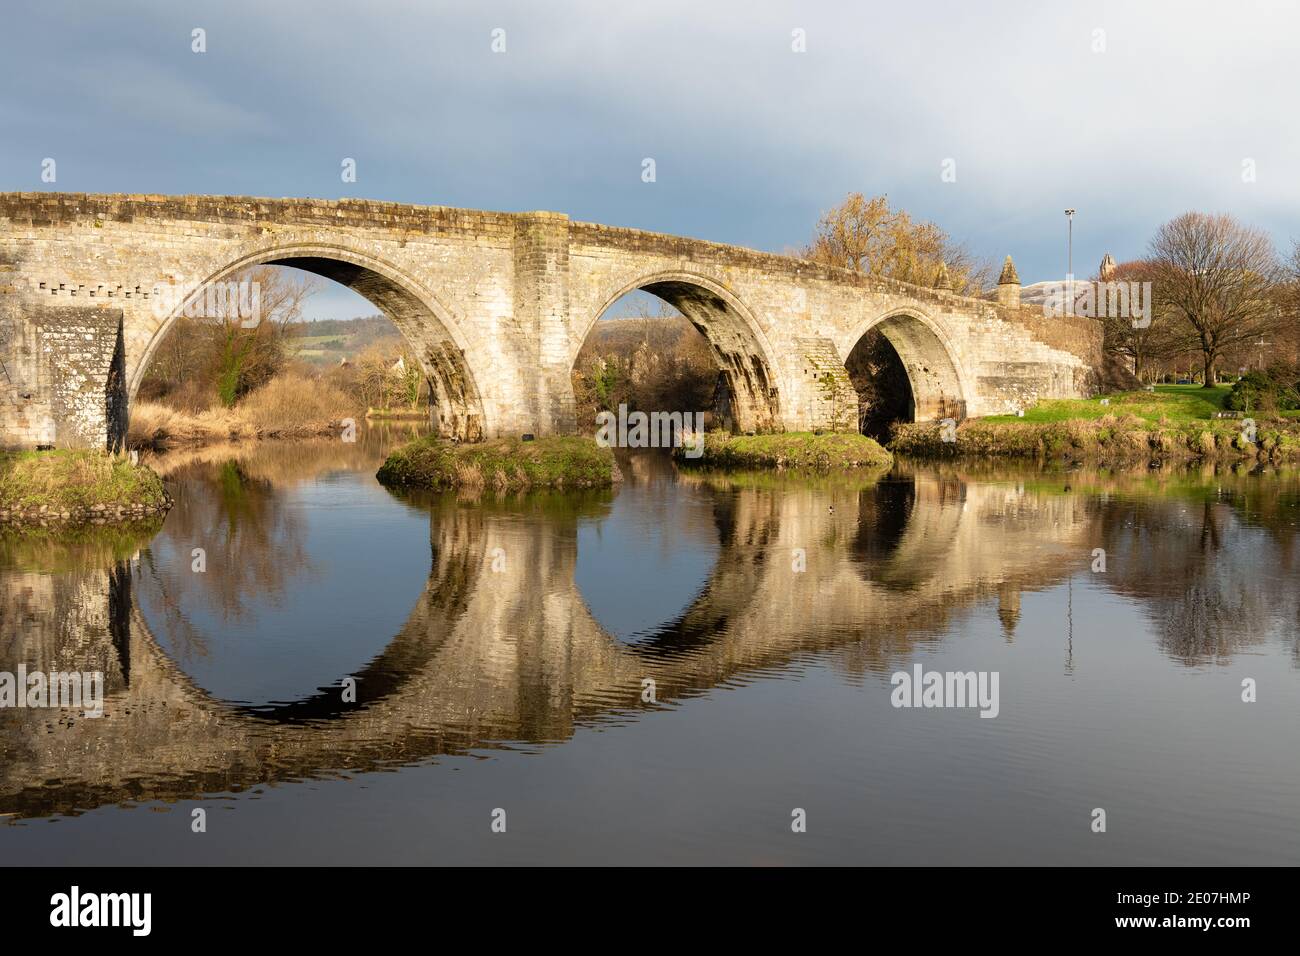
[2,462,1298,819]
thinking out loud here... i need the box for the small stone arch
[579,271,782,434]
[130,244,489,441]
[843,307,970,425]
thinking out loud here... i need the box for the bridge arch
[843,307,970,429]
[131,244,489,441]
[580,271,782,434]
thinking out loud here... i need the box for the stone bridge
[0,193,1101,450]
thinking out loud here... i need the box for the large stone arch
[131,244,489,441]
[578,271,782,434]
[843,307,971,424]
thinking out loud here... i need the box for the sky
[3,0,1298,319]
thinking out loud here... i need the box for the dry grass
[676,431,893,471]
[237,371,357,435]
[0,449,169,512]
[377,435,617,490]
[128,401,256,449]
[129,371,358,449]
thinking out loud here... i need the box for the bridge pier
[1,302,127,451]
[514,212,579,435]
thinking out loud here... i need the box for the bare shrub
[238,370,357,434]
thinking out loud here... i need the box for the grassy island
[675,431,893,472]
[891,385,1300,463]
[0,449,172,525]
[377,435,619,491]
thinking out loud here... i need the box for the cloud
[1,0,1297,281]
[74,57,274,138]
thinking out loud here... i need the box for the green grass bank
[0,449,172,525]
[377,435,619,491]
[892,385,1300,463]
[675,431,893,472]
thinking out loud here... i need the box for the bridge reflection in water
[1,449,1298,822]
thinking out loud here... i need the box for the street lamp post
[1064,209,1076,298]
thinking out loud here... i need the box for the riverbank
[675,431,893,471]
[364,406,428,421]
[128,373,362,450]
[377,435,619,491]
[0,449,171,526]
[129,400,353,449]
[891,386,1300,463]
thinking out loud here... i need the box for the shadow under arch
[130,244,488,441]
[845,308,970,426]
[581,271,782,434]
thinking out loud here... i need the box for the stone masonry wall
[32,307,125,450]
[1,308,56,448]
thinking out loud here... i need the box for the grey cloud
[1,0,1296,282]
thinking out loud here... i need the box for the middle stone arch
[575,271,783,434]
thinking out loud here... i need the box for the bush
[238,371,357,433]
[1225,368,1300,412]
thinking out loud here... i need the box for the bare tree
[209,265,318,405]
[1274,240,1300,368]
[804,194,898,275]
[1146,213,1282,386]
[802,193,991,295]
[140,265,320,407]
[1098,259,1191,381]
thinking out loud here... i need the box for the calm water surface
[2,430,1298,864]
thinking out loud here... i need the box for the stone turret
[1098,253,1117,281]
[933,260,951,291]
[996,255,1020,307]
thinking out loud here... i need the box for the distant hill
[286,313,697,368]
[979,279,1086,310]
[1018,280,1078,309]
[284,315,405,365]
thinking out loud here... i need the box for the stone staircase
[960,311,1096,414]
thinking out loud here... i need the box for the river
[2,427,1298,864]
